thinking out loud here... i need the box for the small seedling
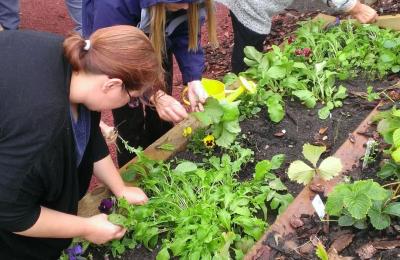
[288,143,342,185]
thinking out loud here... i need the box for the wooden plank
[78,114,203,217]
[374,14,400,31]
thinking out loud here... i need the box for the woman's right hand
[83,214,126,244]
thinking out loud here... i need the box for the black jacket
[0,30,109,259]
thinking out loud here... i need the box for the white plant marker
[312,194,326,219]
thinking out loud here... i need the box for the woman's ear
[102,78,124,93]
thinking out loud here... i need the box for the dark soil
[86,77,396,259]
[266,213,400,260]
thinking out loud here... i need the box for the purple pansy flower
[65,244,83,260]
[98,197,114,214]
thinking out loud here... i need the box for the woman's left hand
[348,1,378,24]
[154,91,188,123]
[118,186,148,205]
[187,80,208,112]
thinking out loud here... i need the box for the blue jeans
[65,0,82,35]
[0,0,19,30]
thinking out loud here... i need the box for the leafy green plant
[103,148,293,259]
[194,97,241,148]
[240,19,400,123]
[315,242,329,260]
[326,179,400,230]
[288,143,342,185]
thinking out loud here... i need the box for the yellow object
[225,76,257,102]
[183,127,193,137]
[182,76,257,105]
[182,78,226,105]
[203,135,215,149]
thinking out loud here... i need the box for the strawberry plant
[287,143,342,185]
[326,180,400,230]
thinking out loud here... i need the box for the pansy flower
[98,197,114,214]
[64,244,83,260]
[183,127,192,137]
[203,135,215,149]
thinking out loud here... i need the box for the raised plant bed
[77,14,400,260]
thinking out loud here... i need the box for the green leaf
[326,184,349,216]
[223,120,241,134]
[234,207,251,216]
[368,208,391,230]
[244,46,263,62]
[332,85,348,100]
[338,215,355,226]
[271,154,285,170]
[255,160,272,181]
[157,143,175,151]
[354,219,368,229]
[361,181,389,201]
[156,247,170,260]
[383,202,400,217]
[175,161,197,173]
[220,101,240,121]
[293,62,307,69]
[315,243,329,260]
[194,97,223,125]
[318,156,342,181]
[384,40,397,48]
[170,237,189,256]
[269,178,287,191]
[392,147,400,163]
[218,209,231,230]
[266,95,285,123]
[392,65,400,73]
[318,106,331,120]
[378,162,398,179]
[287,160,315,185]
[303,143,326,167]
[267,66,286,79]
[108,213,127,227]
[292,90,317,108]
[343,193,371,219]
[223,72,238,86]
[393,128,400,148]
[216,128,237,148]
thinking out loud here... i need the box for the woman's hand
[187,80,208,112]
[118,186,148,205]
[348,1,378,23]
[154,91,188,123]
[83,214,126,244]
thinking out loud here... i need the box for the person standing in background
[215,0,378,74]
[0,0,19,30]
[0,0,83,34]
[83,0,218,166]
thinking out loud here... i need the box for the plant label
[312,194,325,219]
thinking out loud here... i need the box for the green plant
[194,97,241,148]
[315,242,329,260]
[326,179,400,230]
[240,19,400,123]
[287,143,342,185]
[104,148,293,259]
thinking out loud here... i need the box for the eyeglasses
[125,86,153,109]
[126,88,141,108]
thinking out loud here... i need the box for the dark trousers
[113,50,173,167]
[0,0,19,30]
[230,11,267,74]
